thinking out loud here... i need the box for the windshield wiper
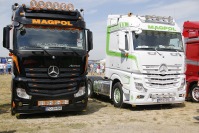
[65,47,80,56]
[49,47,80,56]
[175,49,182,56]
[155,47,163,57]
[30,46,52,57]
[135,47,164,57]
[158,47,183,54]
[135,47,155,50]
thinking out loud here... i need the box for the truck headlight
[178,78,186,91]
[74,82,86,97]
[135,83,146,92]
[16,88,31,99]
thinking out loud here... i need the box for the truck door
[118,31,132,89]
[119,31,131,71]
[186,39,199,78]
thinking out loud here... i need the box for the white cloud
[116,0,150,4]
[86,9,98,15]
[1,0,199,59]
[87,20,107,60]
[88,0,199,60]
[141,0,199,20]
[53,0,109,10]
[145,1,165,9]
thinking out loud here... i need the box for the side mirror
[3,26,11,49]
[118,31,125,50]
[87,30,93,51]
[188,31,198,38]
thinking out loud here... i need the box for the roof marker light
[68,3,74,11]
[144,15,175,25]
[29,0,75,11]
[46,2,52,9]
[60,3,67,10]
[38,1,45,9]
[168,16,173,23]
[53,2,59,10]
[30,0,37,8]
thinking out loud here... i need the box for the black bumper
[12,76,88,114]
[13,97,88,114]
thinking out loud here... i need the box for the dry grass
[0,75,11,115]
[0,75,199,133]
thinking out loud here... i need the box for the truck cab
[3,1,93,116]
[88,14,186,107]
[183,21,199,102]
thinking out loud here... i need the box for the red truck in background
[183,21,199,102]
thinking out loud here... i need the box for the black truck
[3,1,93,116]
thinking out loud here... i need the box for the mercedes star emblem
[159,64,168,75]
[48,66,59,78]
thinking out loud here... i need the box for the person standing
[3,63,7,74]
[90,63,94,75]
[0,63,4,75]
[97,64,100,75]
[7,63,12,74]
[100,64,105,74]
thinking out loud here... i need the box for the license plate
[45,106,62,111]
[157,97,175,103]
[38,100,69,106]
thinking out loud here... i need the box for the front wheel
[87,80,94,98]
[11,98,15,116]
[11,80,15,116]
[191,85,199,102]
[112,82,124,108]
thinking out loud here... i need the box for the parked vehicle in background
[7,58,12,64]
[2,0,93,117]
[0,63,4,75]
[183,21,199,102]
[0,57,7,64]
[0,58,7,75]
[88,13,186,107]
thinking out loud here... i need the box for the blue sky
[0,0,199,60]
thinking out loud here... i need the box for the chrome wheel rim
[192,87,199,102]
[88,83,91,96]
[114,88,120,103]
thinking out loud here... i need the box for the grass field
[0,75,11,117]
[0,75,199,133]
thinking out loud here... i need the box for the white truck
[88,13,186,107]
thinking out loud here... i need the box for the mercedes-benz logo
[159,64,168,75]
[48,66,59,78]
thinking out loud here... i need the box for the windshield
[133,30,183,52]
[17,25,85,50]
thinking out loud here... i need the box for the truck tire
[112,82,124,108]
[11,95,15,116]
[11,80,15,116]
[16,114,26,119]
[87,80,94,98]
[191,85,199,102]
